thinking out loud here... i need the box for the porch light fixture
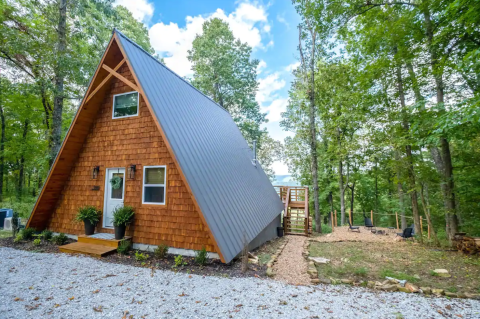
[92,166,100,179]
[128,164,136,180]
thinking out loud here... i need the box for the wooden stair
[275,186,312,236]
[59,233,131,257]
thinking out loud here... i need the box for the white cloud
[114,0,154,23]
[262,98,288,122]
[256,72,285,105]
[257,60,267,74]
[285,61,300,72]
[276,14,290,29]
[149,2,270,77]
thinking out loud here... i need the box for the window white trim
[142,165,166,205]
[112,91,139,119]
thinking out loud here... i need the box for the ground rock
[397,285,411,293]
[341,279,353,284]
[432,289,444,296]
[308,257,330,264]
[380,284,398,292]
[311,279,320,284]
[320,278,331,284]
[445,292,457,298]
[266,268,274,277]
[433,269,451,278]
[420,287,432,295]
[405,283,419,293]
[367,281,375,288]
[465,293,480,300]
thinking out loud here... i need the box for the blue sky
[114,0,301,174]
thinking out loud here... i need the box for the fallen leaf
[33,297,39,301]
[14,297,23,302]
[93,289,100,294]
[28,286,33,290]
[93,306,103,312]
[68,297,74,301]
[236,304,243,307]
[54,304,61,308]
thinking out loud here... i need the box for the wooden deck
[59,233,131,257]
[274,186,312,236]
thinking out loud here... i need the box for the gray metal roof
[116,30,283,263]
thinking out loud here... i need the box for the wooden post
[331,212,334,232]
[395,212,399,230]
[420,218,423,233]
[335,210,337,227]
[428,223,430,239]
[370,210,373,223]
[349,210,353,225]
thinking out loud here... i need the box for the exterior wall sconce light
[128,164,136,180]
[92,166,100,179]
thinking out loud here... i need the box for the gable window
[143,166,166,205]
[113,91,139,119]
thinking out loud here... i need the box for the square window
[113,92,138,118]
[143,166,166,204]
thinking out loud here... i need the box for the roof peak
[113,29,229,114]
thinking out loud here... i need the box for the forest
[1,0,479,245]
[283,0,480,242]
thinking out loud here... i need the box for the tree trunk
[17,119,29,200]
[395,60,422,241]
[347,181,355,222]
[50,0,68,165]
[395,150,407,229]
[420,182,440,246]
[0,85,4,202]
[422,6,458,240]
[338,159,346,225]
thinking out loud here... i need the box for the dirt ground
[273,235,310,285]
[309,227,480,293]
[312,225,401,243]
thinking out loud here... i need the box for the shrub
[51,233,68,245]
[135,251,149,261]
[20,227,36,240]
[174,255,187,268]
[154,243,169,259]
[117,240,132,255]
[195,246,208,266]
[41,230,53,241]
[112,206,135,227]
[74,206,101,224]
[13,234,22,243]
[33,239,41,246]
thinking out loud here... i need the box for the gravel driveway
[1,247,479,319]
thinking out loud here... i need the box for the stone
[465,293,480,300]
[367,281,375,288]
[405,283,419,293]
[456,292,467,299]
[433,269,451,278]
[320,278,331,285]
[397,285,411,293]
[413,274,421,280]
[420,287,432,295]
[432,289,444,296]
[341,279,353,284]
[266,268,274,277]
[380,284,398,292]
[311,279,320,284]
[308,257,330,264]
[445,292,457,298]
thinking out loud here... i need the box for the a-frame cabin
[27,30,283,263]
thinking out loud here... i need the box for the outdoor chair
[396,227,414,240]
[347,220,360,232]
[364,217,376,231]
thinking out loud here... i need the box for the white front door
[103,168,125,228]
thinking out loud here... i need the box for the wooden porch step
[78,234,131,248]
[59,242,117,257]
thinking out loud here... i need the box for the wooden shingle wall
[46,64,216,252]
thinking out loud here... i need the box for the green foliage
[117,240,132,255]
[51,233,68,245]
[11,211,20,237]
[41,230,53,241]
[380,269,419,283]
[174,255,187,268]
[154,243,169,259]
[74,206,101,224]
[13,234,23,243]
[134,251,149,262]
[112,206,135,227]
[20,228,36,241]
[354,267,369,277]
[33,238,41,246]
[194,247,208,266]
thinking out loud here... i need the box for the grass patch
[309,241,480,292]
[0,229,12,239]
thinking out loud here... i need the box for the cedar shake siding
[46,64,216,252]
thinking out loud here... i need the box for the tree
[188,18,266,143]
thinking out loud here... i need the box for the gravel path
[1,248,480,319]
[273,236,310,285]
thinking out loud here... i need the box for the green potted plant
[112,205,135,239]
[74,206,101,235]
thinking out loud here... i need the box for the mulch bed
[0,237,268,279]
